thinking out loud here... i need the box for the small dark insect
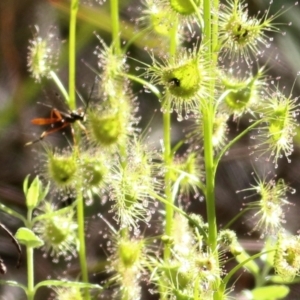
[0,223,22,274]
[169,77,181,87]
[241,29,249,38]
[234,24,249,41]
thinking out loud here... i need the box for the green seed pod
[261,90,299,163]
[118,238,143,268]
[169,0,201,15]
[121,174,140,208]
[162,263,191,290]
[33,202,77,257]
[218,229,237,247]
[53,287,83,300]
[162,58,202,99]
[225,84,252,110]
[268,104,288,144]
[81,156,107,188]
[221,70,263,117]
[187,213,205,229]
[230,22,251,46]
[161,235,175,245]
[170,152,201,195]
[47,152,77,187]
[219,0,281,60]
[148,45,210,118]
[27,27,60,82]
[149,6,177,37]
[212,113,229,149]
[274,234,300,281]
[45,216,71,245]
[172,289,192,300]
[89,113,122,145]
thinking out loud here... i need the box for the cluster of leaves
[1,0,300,299]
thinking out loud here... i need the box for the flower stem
[76,185,90,300]
[26,246,34,300]
[202,0,218,253]
[203,0,221,298]
[26,209,34,300]
[50,71,69,103]
[110,0,121,54]
[69,1,90,298]
[68,0,79,110]
[163,16,178,261]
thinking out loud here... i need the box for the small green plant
[1,0,300,299]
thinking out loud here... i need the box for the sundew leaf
[235,248,259,275]
[0,203,26,224]
[15,228,44,248]
[244,285,290,300]
[34,280,102,292]
[260,237,276,267]
[268,275,297,284]
[0,280,27,292]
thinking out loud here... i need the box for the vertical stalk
[110,0,121,54]
[163,18,178,261]
[203,0,221,298]
[69,1,90,298]
[202,0,218,253]
[68,0,79,110]
[26,209,34,300]
[26,246,34,300]
[212,0,219,62]
[163,101,172,261]
[202,110,217,252]
[76,183,90,300]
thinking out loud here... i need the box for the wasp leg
[25,122,70,146]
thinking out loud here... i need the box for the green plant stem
[26,209,34,300]
[162,99,171,261]
[0,203,27,225]
[50,71,69,103]
[202,0,218,252]
[223,250,274,286]
[124,73,161,98]
[223,207,252,229]
[69,1,90,297]
[202,110,217,250]
[163,16,178,262]
[212,0,219,59]
[26,246,34,300]
[203,0,220,298]
[68,0,79,110]
[110,0,121,54]
[76,186,90,300]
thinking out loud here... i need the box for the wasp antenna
[25,137,42,146]
[36,101,54,109]
[24,138,40,147]
[76,89,85,106]
[83,76,98,115]
[81,59,99,75]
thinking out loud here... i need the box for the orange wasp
[25,80,96,146]
[25,106,86,145]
